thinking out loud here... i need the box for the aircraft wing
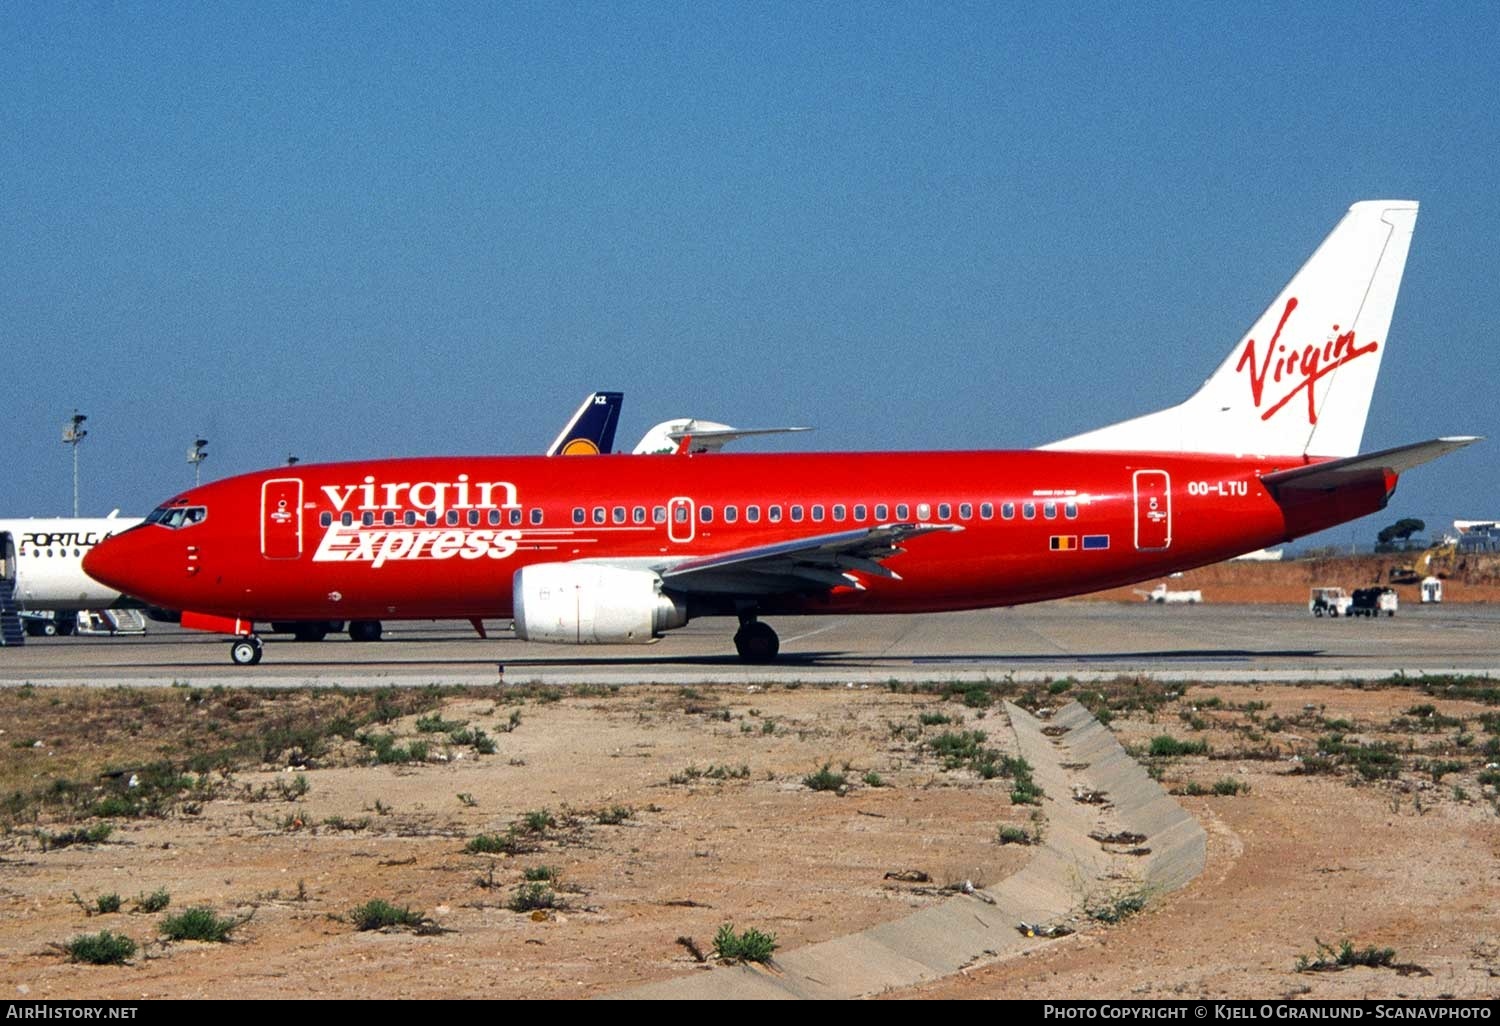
[657,523,961,595]
[1263,437,1480,494]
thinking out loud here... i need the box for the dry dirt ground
[1083,552,1500,605]
[1,677,1497,1000]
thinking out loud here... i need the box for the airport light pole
[187,438,208,486]
[62,410,87,517]
[286,454,300,466]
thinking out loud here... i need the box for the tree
[1376,518,1426,551]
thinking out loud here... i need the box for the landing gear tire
[230,636,263,666]
[293,623,329,642]
[349,619,383,643]
[734,620,780,663]
[54,615,76,637]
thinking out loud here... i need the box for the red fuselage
[83,449,1389,624]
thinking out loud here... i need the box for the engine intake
[513,563,688,644]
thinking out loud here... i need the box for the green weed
[37,824,112,850]
[1085,889,1148,925]
[508,882,560,913]
[713,923,777,963]
[803,764,846,792]
[134,889,171,914]
[159,908,238,943]
[63,931,137,965]
[1296,938,1398,972]
[350,899,428,931]
[1148,735,1209,758]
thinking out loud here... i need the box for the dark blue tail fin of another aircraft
[546,391,624,456]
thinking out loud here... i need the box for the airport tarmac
[3,600,1497,687]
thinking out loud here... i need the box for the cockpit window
[146,504,208,529]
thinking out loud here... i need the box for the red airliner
[85,201,1477,665]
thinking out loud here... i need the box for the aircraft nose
[83,532,136,593]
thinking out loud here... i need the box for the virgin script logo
[1235,298,1379,424]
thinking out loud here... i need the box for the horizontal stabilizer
[632,419,812,455]
[1263,436,1480,493]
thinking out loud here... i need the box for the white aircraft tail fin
[1043,200,1418,459]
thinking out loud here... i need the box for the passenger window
[768,506,782,523]
[981,502,994,520]
[724,506,738,523]
[446,510,460,526]
[839,504,853,521]
[341,512,354,527]
[917,503,931,520]
[1022,502,1036,519]
[896,503,909,520]
[674,505,688,523]
[633,506,646,524]
[593,507,606,525]
[701,506,714,523]
[790,505,803,522]
[531,508,543,526]
[747,506,761,523]
[812,504,825,522]
[425,511,439,526]
[1043,502,1057,519]
[612,506,626,524]
[404,511,417,526]
[653,506,667,524]
[1001,502,1015,520]
[384,511,396,526]
[1065,502,1078,519]
[363,512,375,527]
[939,503,952,520]
[320,512,332,527]
[573,507,585,525]
[509,508,523,526]
[959,503,972,519]
[468,510,480,526]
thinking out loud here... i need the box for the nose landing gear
[230,635,264,666]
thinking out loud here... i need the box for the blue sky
[3,2,1495,549]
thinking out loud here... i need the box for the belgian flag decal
[1049,535,1078,551]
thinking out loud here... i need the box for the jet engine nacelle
[512,563,688,644]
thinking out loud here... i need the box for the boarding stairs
[77,609,148,635]
[0,577,23,646]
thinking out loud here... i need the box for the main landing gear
[349,619,383,642]
[733,617,780,664]
[230,635,263,666]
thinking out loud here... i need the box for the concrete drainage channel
[612,700,1207,1000]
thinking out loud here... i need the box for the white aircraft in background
[0,512,144,638]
